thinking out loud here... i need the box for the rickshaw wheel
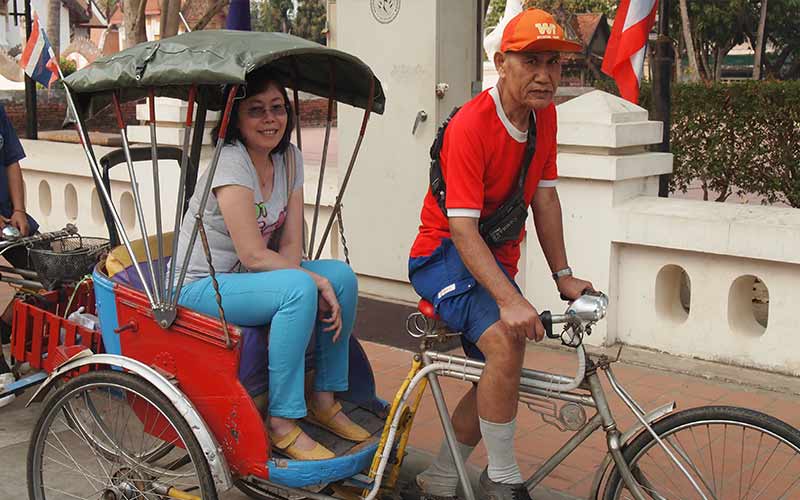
[27,370,218,500]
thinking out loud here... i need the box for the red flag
[601,0,658,104]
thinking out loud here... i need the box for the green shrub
[593,80,800,207]
[59,57,77,77]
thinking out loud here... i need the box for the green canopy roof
[65,30,385,118]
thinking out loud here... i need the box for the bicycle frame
[371,344,679,500]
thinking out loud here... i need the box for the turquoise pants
[178,259,358,418]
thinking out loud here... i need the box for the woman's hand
[312,275,343,342]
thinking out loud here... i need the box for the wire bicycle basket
[28,236,110,290]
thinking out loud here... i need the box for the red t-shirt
[409,87,559,277]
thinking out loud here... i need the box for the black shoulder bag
[429,108,537,246]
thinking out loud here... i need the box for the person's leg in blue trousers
[178,269,318,418]
[300,259,358,394]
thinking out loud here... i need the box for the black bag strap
[429,107,461,212]
[516,113,538,190]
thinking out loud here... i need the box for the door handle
[412,110,428,135]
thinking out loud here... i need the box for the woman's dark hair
[211,68,295,154]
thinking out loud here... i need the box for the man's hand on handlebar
[9,212,30,237]
[557,275,594,301]
[500,296,546,342]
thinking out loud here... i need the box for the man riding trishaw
[409,9,593,499]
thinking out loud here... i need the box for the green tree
[485,0,615,33]
[486,0,506,29]
[669,0,799,82]
[251,0,294,33]
[294,0,327,44]
[759,0,800,79]
[525,0,616,15]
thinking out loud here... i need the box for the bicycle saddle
[417,299,440,321]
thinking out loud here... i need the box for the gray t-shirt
[172,140,304,285]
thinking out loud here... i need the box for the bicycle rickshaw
[9,30,800,500]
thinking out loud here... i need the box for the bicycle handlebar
[539,290,608,341]
[0,223,79,250]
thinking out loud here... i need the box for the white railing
[523,90,800,376]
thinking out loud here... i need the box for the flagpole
[23,0,36,139]
[653,0,673,198]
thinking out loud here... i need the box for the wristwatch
[552,267,573,282]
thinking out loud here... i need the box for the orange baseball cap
[501,9,583,53]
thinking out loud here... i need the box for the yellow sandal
[306,401,371,442]
[270,424,335,460]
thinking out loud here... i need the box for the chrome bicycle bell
[1,225,20,241]
[566,291,609,324]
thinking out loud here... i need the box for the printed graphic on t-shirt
[255,201,287,245]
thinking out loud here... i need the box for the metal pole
[172,86,240,309]
[112,92,162,305]
[421,353,477,500]
[308,60,335,258]
[314,80,375,260]
[148,90,166,302]
[51,55,156,307]
[23,0,36,139]
[167,85,197,304]
[653,0,673,198]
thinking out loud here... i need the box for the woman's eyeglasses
[243,104,289,120]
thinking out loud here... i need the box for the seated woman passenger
[172,69,369,460]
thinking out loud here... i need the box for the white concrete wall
[2,2,71,52]
[337,0,478,303]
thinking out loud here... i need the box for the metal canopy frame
[64,54,377,334]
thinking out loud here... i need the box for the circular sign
[371,0,400,24]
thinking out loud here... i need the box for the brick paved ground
[1,274,798,499]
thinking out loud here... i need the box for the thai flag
[19,14,60,88]
[601,0,658,104]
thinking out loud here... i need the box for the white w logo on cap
[535,23,557,35]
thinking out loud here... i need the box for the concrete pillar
[337,0,479,302]
[128,97,219,146]
[524,90,673,346]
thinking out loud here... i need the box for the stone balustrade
[523,90,800,376]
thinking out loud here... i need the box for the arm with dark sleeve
[0,106,30,234]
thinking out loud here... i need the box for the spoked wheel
[27,370,217,500]
[603,406,800,500]
[61,388,176,464]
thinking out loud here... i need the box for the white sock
[479,417,523,484]
[416,440,476,497]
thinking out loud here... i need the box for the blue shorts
[408,238,519,360]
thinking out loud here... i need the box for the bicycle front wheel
[27,370,218,500]
[603,406,800,500]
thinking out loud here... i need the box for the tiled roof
[109,0,161,24]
